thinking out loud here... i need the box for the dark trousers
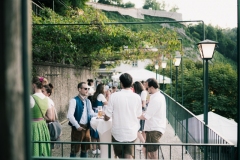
[70,124,91,156]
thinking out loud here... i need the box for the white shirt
[97,93,107,103]
[144,91,166,134]
[105,89,142,142]
[67,97,94,129]
[88,85,95,96]
[47,97,54,108]
[30,92,51,109]
[141,90,148,105]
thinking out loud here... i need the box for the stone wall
[33,62,94,121]
[87,2,182,21]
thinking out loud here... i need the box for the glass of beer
[98,106,103,118]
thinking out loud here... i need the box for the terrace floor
[52,120,192,159]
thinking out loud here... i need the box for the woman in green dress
[30,76,51,156]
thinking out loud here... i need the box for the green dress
[31,95,51,157]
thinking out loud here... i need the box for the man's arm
[103,95,113,121]
[88,100,97,116]
[138,114,147,120]
[67,99,81,129]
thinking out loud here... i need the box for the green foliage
[169,5,179,12]
[143,0,162,10]
[208,63,237,121]
[186,23,237,62]
[32,7,180,70]
[146,58,237,121]
[33,0,88,15]
[125,2,135,8]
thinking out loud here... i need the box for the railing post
[185,114,188,153]
[108,143,111,158]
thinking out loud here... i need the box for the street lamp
[155,62,159,81]
[197,39,218,159]
[174,56,181,102]
[162,61,167,91]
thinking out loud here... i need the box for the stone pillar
[0,0,31,160]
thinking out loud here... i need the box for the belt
[80,123,88,129]
[32,118,44,121]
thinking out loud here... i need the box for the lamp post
[178,38,183,105]
[162,61,167,91]
[197,39,218,159]
[155,63,159,81]
[173,56,181,136]
[174,56,181,102]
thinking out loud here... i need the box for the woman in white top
[91,83,108,154]
[30,76,51,156]
[87,79,95,103]
[133,81,148,145]
[87,79,95,95]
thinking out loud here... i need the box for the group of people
[31,76,58,156]
[67,73,166,159]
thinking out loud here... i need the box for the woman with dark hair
[87,79,95,103]
[42,83,62,149]
[42,83,55,122]
[90,83,108,155]
[30,76,51,156]
[133,81,148,147]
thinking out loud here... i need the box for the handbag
[33,96,62,141]
[47,108,62,141]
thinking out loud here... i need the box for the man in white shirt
[138,78,166,159]
[67,82,95,158]
[104,73,142,159]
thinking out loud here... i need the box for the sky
[122,0,237,29]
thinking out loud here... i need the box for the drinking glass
[98,106,103,118]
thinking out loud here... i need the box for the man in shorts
[138,78,166,159]
[104,73,142,159]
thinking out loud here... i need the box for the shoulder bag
[33,96,62,141]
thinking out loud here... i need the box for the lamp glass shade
[155,64,159,69]
[201,43,216,59]
[198,44,203,58]
[197,39,218,59]
[162,62,167,68]
[174,57,181,67]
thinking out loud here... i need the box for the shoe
[96,149,101,154]
[92,149,97,154]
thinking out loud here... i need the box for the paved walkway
[52,120,192,159]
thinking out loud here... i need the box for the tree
[153,58,237,121]
[143,0,161,10]
[98,0,111,5]
[32,7,180,70]
[169,5,179,12]
[33,0,89,15]
[125,1,135,8]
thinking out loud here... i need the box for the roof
[111,68,172,83]
[196,111,237,146]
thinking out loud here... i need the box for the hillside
[101,10,237,69]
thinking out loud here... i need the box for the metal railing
[32,141,235,160]
[31,91,235,159]
[32,1,43,16]
[163,91,235,159]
